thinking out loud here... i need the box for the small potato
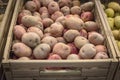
[95,45,107,53]
[13,25,26,40]
[65,15,84,30]
[18,57,30,60]
[80,2,94,11]
[56,16,66,27]
[27,27,43,39]
[58,0,72,8]
[42,18,54,28]
[84,21,99,31]
[88,32,104,45]
[33,43,51,59]
[33,0,41,11]
[94,52,108,59]
[34,22,44,31]
[40,0,53,7]
[44,27,51,33]
[51,11,64,21]
[22,32,41,48]
[17,10,32,24]
[39,7,48,14]
[49,22,64,37]
[61,6,70,16]
[67,54,80,60]
[74,36,89,49]
[63,29,80,42]
[81,11,94,22]
[41,12,50,19]
[56,37,67,43]
[53,43,71,59]
[12,42,32,57]
[70,6,81,15]
[21,15,40,27]
[25,1,37,12]
[48,1,60,14]
[41,36,57,48]
[48,54,62,60]
[33,12,41,17]
[79,29,88,38]
[67,43,78,54]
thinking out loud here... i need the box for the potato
[34,22,44,31]
[12,42,32,57]
[70,6,81,15]
[56,16,66,27]
[79,43,96,59]
[48,54,62,60]
[25,1,37,12]
[84,21,99,31]
[33,12,41,17]
[67,54,79,60]
[33,0,41,11]
[22,32,41,48]
[88,32,104,45]
[53,43,71,59]
[67,43,78,54]
[80,2,94,11]
[79,29,88,38]
[27,27,43,39]
[94,52,108,59]
[13,25,26,40]
[41,36,57,48]
[18,57,30,60]
[43,33,51,38]
[44,27,51,33]
[72,0,80,6]
[58,0,72,8]
[74,36,89,49]
[33,43,51,59]
[21,15,40,27]
[63,29,80,42]
[48,1,60,14]
[49,22,64,37]
[81,11,94,22]
[39,7,48,14]
[56,37,67,43]
[95,45,107,53]
[17,10,32,24]
[65,15,84,30]
[61,6,70,16]
[41,12,50,19]
[40,0,53,7]
[42,18,54,28]
[51,11,64,21]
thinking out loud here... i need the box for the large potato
[33,43,51,59]
[12,42,32,57]
[22,32,41,48]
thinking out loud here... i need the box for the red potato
[74,36,89,49]
[42,18,54,28]
[95,45,107,53]
[12,42,32,57]
[48,1,60,15]
[79,43,96,59]
[48,54,62,60]
[81,11,94,22]
[49,22,64,37]
[21,15,41,27]
[61,6,70,16]
[33,43,51,59]
[79,29,88,38]
[80,2,94,11]
[41,36,58,48]
[88,32,104,45]
[67,43,78,54]
[22,32,41,48]
[63,29,80,42]
[58,0,72,8]
[40,0,53,7]
[25,1,37,12]
[41,12,50,19]
[51,11,64,21]
[53,43,71,59]
[56,37,67,43]
[56,16,66,27]
[18,57,30,60]
[84,21,99,32]
[17,10,32,24]
[39,7,48,14]
[13,25,26,40]
[94,52,108,59]
[67,54,80,60]
[33,0,41,11]
[27,27,43,39]
[70,6,81,15]
[65,15,84,30]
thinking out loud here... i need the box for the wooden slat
[13,78,33,80]
[86,77,106,80]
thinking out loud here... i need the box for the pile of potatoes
[12,0,109,60]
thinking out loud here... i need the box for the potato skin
[58,0,72,8]
[13,25,26,40]
[51,11,64,21]
[42,18,54,28]
[67,54,80,60]
[12,42,32,57]
[22,32,41,48]
[25,1,37,12]
[94,52,108,59]
[53,43,71,59]
[61,6,70,16]
[70,6,81,15]
[80,2,94,11]
[33,43,51,59]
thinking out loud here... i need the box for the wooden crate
[2,0,118,80]
[97,0,120,80]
